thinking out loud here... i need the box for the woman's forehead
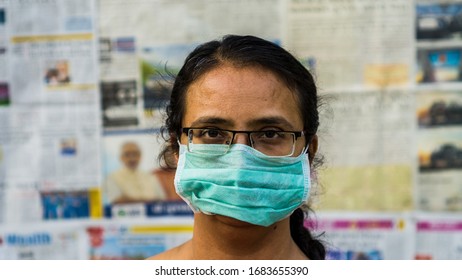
[182,65,303,129]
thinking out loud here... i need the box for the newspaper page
[0,0,101,223]
[285,0,414,91]
[1,105,101,221]
[415,213,462,259]
[85,218,193,259]
[315,89,414,211]
[307,212,415,260]
[2,113,103,223]
[6,0,101,190]
[0,222,87,260]
[9,0,98,104]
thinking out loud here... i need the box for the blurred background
[1,0,462,260]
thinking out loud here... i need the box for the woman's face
[179,64,307,226]
[180,64,305,155]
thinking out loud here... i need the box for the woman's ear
[174,150,179,162]
[308,134,318,165]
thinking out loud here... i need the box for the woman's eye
[204,129,220,138]
[263,131,278,138]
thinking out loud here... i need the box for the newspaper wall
[1,0,462,259]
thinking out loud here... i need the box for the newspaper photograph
[416,1,462,84]
[101,80,139,128]
[139,43,198,129]
[0,83,9,106]
[417,89,462,128]
[102,130,170,207]
[417,128,462,211]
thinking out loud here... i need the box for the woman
[150,35,325,260]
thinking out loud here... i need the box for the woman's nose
[232,132,251,146]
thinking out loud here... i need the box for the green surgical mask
[175,144,311,227]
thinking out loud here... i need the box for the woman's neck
[188,213,307,260]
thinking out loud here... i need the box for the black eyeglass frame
[181,127,313,156]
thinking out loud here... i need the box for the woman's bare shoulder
[147,240,192,260]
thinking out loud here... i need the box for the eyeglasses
[181,127,307,157]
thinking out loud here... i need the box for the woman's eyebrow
[247,116,296,130]
[189,116,297,130]
[189,117,234,127]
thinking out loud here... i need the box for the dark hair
[159,34,325,259]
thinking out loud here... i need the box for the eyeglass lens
[187,128,296,156]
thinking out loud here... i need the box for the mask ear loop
[296,133,311,158]
[304,133,318,162]
[301,145,309,156]
[178,135,192,153]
